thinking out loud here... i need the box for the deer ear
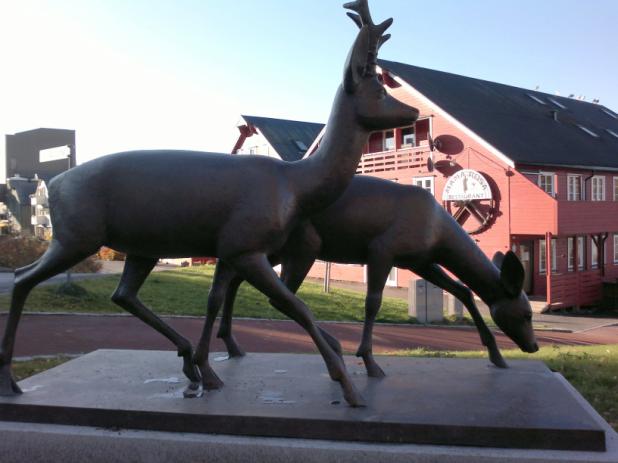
[492,251,505,269]
[343,27,370,93]
[500,251,525,298]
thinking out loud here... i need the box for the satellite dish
[428,135,442,152]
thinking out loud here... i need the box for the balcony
[356,144,430,174]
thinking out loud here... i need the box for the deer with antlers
[204,177,539,378]
[0,0,418,407]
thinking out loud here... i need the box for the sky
[0,0,617,165]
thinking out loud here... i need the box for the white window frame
[567,237,574,271]
[413,176,434,195]
[539,238,557,274]
[567,174,582,201]
[577,236,586,270]
[537,172,555,197]
[614,234,618,264]
[591,176,606,201]
[400,126,416,148]
[383,130,395,151]
[613,177,618,201]
[591,239,599,269]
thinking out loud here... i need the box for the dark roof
[379,60,618,170]
[241,115,324,162]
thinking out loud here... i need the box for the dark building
[5,128,75,181]
[2,128,75,235]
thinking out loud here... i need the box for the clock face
[442,170,496,235]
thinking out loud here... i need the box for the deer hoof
[0,365,22,396]
[183,381,203,399]
[344,389,367,408]
[365,363,386,378]
[198,366,224,390]
[223,337,246,358]
[489,351,509,369]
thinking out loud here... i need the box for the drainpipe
[583,170,594,200]
[545,232,552,307]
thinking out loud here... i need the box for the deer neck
[290,86,369,214]
[440,231,504,305]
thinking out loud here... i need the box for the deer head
[490,251,539,353]
[342,0,419,130]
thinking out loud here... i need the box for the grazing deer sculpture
[0,0,419,407]
[206,176,539,377]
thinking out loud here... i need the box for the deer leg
[216,275,246,358]
[1,240,96,396]
[274,255,343,358]
[356,255,392,378]
[229,252,365,407]
[194,261,238,390]
[111,255,202,397]
[414,264,508,369]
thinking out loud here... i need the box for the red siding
[306,77,618,310]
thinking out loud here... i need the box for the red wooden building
[233,63,618,311]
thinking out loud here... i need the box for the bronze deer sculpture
[0,0,418,407]
[203,176,539,377]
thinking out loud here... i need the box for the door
[518,242,533,294]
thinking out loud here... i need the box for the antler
[343,0,392,77]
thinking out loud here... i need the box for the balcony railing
[356,144,430,174]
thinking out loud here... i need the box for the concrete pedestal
[0,350,615,462]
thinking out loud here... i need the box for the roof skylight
[294,140,308,151]
[548,98,567,110]
[605,128,618,140]
[576,124,600,138]
[526,94,546,105]
[601,108,618,119]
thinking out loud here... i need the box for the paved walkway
[309,277,618,333]
[2,313,616,360]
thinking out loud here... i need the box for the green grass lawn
[390,344,618,432]
[12,344,617,432]
[0,265,473,325]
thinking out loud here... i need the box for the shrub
[97,246,126,261]
[0,235,102,273]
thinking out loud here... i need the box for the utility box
[444,292,464,320]
[408,279,443,323]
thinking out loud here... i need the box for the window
[614,234,618,264]
[527,94,546,105]
[548,98,567,109]
[413,177,434,195]
[567,175,582,201]
[577,124,600,138]
[538,172,555,196]
[577,236,586,270]
[591,239,599,269]
[400,126,415,147]
[601,108,618,119]
[614,177,618,201]
[591,176,606,201]
[294,140,308,151]
[567,237,574,271]
[539,238,557,274]
[384,130,395,151]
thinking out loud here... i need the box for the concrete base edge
[0,374,616,463]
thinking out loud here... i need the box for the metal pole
[323,262,331,293]
[65,145,73,285]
